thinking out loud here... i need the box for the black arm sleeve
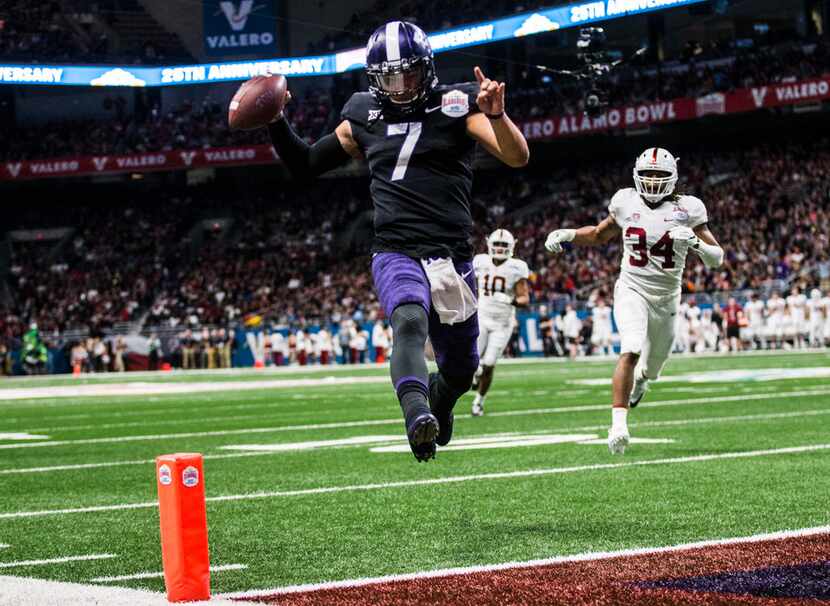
[267,118,352,180]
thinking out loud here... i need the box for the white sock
[612,407,628,430]
[473,394,484,406]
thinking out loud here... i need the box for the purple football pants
[371,252,479,384]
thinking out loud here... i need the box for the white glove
[491,291,513,305]
[545,229,576,254]
[669,226,700,256]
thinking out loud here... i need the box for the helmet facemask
[367,56,434,113]
[633,168,677,203]
[487,230,515,261]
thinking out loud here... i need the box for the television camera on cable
[537,27,647,117]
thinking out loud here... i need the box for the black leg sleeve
[267,118,351,180]
[390,304,429,400]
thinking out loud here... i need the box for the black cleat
[429,372,454,447]
[406,412,439,462]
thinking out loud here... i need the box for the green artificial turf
[0,352,828,594]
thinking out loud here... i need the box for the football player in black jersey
[267,21,528,462]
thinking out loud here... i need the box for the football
[228,74,288,131]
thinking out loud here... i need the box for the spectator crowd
[2,136,829,361]
[1,39,827,162]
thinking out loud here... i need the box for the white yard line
[89,563,247,583]
[0,434,49,441]
[2,407,830,476]
[3,386,829,452]
[0,376,389,401]
[0,554,116,568]
[0,383,789,434]
[369,434,599,453]
[1,442,828,520]
[219,435,404,452]
[0,574,243,606]
[219,525,830,599]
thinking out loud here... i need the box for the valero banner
[203,0,278,57]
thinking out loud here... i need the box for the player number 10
[482,274,507,296]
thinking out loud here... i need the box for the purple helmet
[365,21,438,113]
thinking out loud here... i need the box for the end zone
[221,526,830,605]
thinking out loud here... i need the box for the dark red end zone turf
[238,533,830,605]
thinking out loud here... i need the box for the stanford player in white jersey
[807,289,826,347]
[471,229,530,416]
[545,147,724,455]
[591,297,614,356]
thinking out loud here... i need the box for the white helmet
[487,228,515,260]
[633,147,678,203]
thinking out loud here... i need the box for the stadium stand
[0,0,192,63]
[2,134,829,370]
[1,39,826,162]
[1,5,829,373]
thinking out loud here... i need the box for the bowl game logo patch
[441,90,469,117]
[673,208,689,222]
[182,465,200,488]
[158,464,172,486]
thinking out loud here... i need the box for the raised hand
[474,66,505,116]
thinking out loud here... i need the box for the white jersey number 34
[626,227,675,269]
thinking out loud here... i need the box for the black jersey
[341,83,481,260]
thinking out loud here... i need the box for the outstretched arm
[466,67,529,168]
[266,91,361,180]
[546,216,620,253]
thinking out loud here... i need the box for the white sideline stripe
[0,544,9,549]
[0,553,116,568]
[0,574,241,606]
[90,563,247,582]
[0,375,389,401]
[2,442,828,520]
[3,386,830,452]
[3,407,830,476]
[0,347,823,389]
[219,525,830,598]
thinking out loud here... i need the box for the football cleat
[428,372,454,446]
[629,368,649,408]
[471,396,484,417]
[406,411,439,462]
[607,426,630,455]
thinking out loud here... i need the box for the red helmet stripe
[652,147,659,163]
